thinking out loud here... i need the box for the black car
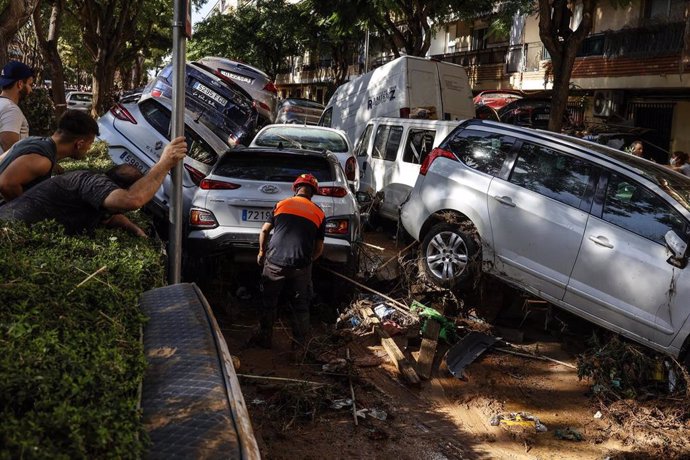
[476,98,572,130]
[144,62,258,146]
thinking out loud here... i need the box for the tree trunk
[92,53,116,117]
[548,52,576,132]
[0,0,40,63]
[33,0,66,116]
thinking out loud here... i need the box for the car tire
[419,222,480,290]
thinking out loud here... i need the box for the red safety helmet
[292,173,319,193]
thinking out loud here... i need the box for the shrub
[0,221,165,458]
[19,88,57,137]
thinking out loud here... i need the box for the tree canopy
[189,0,305,78]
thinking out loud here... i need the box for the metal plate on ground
[140,283,258,459]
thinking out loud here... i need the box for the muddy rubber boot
[246,309,276,349]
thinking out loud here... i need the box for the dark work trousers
[260,260,313,342]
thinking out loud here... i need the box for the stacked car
[98,58,359,270]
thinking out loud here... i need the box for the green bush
[0,221,165,458]
[19,88,57,137]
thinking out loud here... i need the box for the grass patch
[1,142,165,457]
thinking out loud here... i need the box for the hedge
[0,141,165,458]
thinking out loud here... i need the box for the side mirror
[665,230,688,268]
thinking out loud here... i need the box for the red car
[472,90,523,110]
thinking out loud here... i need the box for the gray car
[275,98,324,125]
[197,56,277,126]
[65,91,93,113]
[401,119,690,361]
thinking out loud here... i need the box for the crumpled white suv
[401,119,690,361]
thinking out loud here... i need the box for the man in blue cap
[0,61,34,154]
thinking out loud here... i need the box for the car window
[72,93,91,102]
[139,99,218,166]
[354,125,373,157]
[446,129,514,176]
[320,107,332,127]
[509,142,593,208]
[214,152,334,183]
[372,125,403,161]
[403,129,435,164]
[602,173,686,245]
[254,127,348,152]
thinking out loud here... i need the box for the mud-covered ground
[196,229,690,460]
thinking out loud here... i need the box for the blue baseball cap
[0,61,34,87]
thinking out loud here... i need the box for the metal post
[364,29,370,73]
[168,0,188,284]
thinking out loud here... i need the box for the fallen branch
[494,347,577,369]
[237,374,328,386]
[361,242,385,251]
[68,265,108,295]
[374,241,417,274]
[346,348,358,426]
[321,266,413,317]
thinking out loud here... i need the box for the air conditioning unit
[592,90,624,118]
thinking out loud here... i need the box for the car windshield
[253,127,348,152]
[214,151,334,183]
[552,133,690,213]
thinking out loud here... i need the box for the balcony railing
[431,45,509,67]
[578,22,684,58]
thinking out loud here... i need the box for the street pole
[168,0,190,284]
[364,29,370,73]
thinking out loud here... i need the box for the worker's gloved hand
[257,250,265,266]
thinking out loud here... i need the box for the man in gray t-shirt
[0,61,34,154]
[0,137,188,235]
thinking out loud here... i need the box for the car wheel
[419,222,479,290]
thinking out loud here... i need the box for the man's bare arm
[102,214,147,238]
[0,131,20,153]
[102,137,187,213]
[257,222,273,265]
[0,154,53,200]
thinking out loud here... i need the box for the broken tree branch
[236,374,329,386]
[374,241,417,274]
[321,266,413,317]
[494,347,577,369]
[346,348,358,426]
[68,265,108,295]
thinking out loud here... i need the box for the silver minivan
[401,119,690,361]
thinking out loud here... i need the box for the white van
[319,56,474,146]
[354,117,463,221]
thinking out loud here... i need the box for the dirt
[195,228,690,460]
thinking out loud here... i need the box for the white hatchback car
[402,119,690,361]
[186,146,360,266]
[250,124,359,191]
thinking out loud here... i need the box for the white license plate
[535,113,550,120]
[192,81,228,107]
[119,151,148,173]
[220,70,253,84]
[241,208,271,222]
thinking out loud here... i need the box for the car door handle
[588,235,614,249]
[493,195,516,207]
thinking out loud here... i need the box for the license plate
[535,114,550,120]
[192,81,228,107]
[220,70,253,84]
[241,208,271,222]
[119,151,148,173]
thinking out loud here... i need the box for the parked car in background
[353,117,463,221]
[401,119,690,361]
[475,97,571,130]
[118,87,143,104]
[197,56,278,127]
[275,98,324,125]
[250,124,358,190]
[187,147,360,267]
[144,62,258,146]
[65,91,93,113]
[97,95,229,221]
[472,90,522,110]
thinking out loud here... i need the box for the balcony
[432,45,509,67]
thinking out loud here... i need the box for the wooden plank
[415,317,441,380]
[361,307,421,386]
